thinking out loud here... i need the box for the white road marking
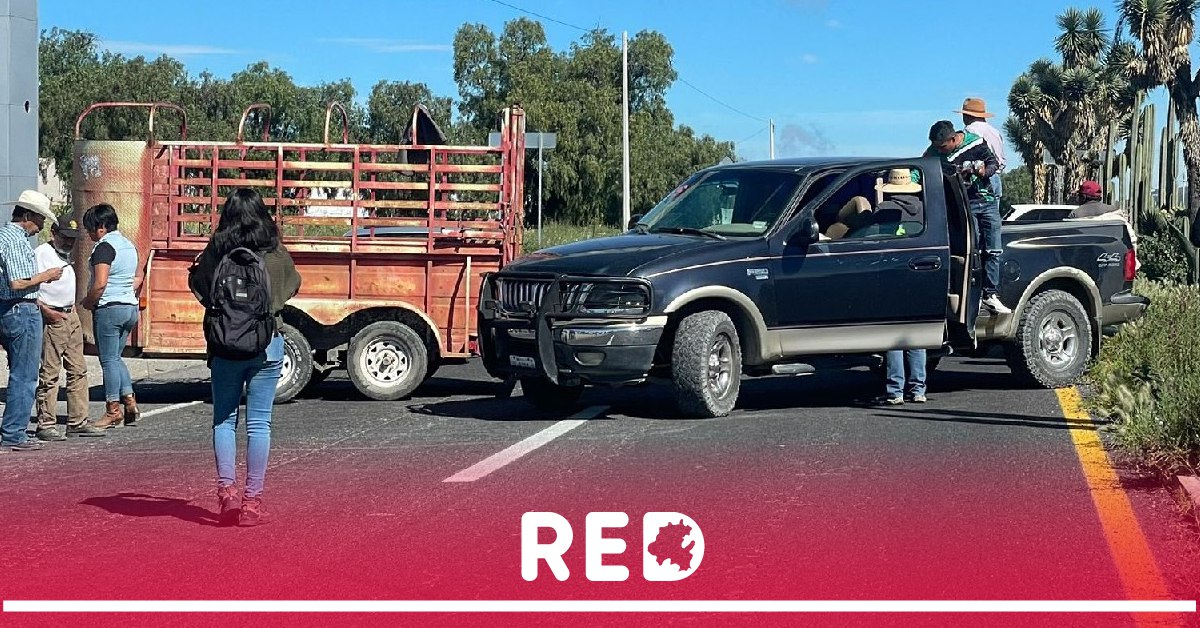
[443,405,608,483]
[138,400,204,419]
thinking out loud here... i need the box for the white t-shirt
[35,242,76,308]
[966,120,1007,171]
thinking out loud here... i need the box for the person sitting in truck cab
[850,169,925,238]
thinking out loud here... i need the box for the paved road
[1,357,1197,627]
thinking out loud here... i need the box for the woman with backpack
[188,188,300,527]
[80,204,143,429]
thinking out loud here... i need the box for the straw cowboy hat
[955,97,995,119]
[877,169,922,194]
[2,190,58,223]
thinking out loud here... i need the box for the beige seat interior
[824,196,873,240]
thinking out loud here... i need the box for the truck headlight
[563,282,650,316]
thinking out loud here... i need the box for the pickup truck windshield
[637,169,802,237]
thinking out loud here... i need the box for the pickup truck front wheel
[672,311,742,418]
[1005,289,1093,388]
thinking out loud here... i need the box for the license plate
[509,355,536,369]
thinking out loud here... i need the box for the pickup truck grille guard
[480,272,654,384]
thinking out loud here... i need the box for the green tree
[1006,8,1135,201]
[452,19,733,226]
[1118,0,1200,225]
[366,81,454,144]
[1001,167,1033,204]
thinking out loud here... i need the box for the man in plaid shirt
[0,191,64,452]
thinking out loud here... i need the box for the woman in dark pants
[81,204,142,428]
[188,188,301,526]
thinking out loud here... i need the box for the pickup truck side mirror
[628,213,644,231]
[787,217,820,247]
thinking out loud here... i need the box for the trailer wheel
[672,310,741,418]
[347,321,428,400]
[276,323,314,404]
[1004,289,1092,388]
[519,376,583,413]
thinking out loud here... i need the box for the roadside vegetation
[522,222,622,254]
[1089,280,1200,476]
[1002,3,1200,476]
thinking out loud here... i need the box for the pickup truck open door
[943,169,980,349]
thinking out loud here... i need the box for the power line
[677,77,768,124]
[736,127,767,144]
[486,0,589,32]
[484,0,768,125]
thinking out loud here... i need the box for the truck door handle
[908,256,942,271]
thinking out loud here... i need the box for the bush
[1089,280,1200,475]
[1137,230,1191,284]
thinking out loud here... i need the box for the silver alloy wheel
[359,337,411,386]
[708,333,734,397]
[1038,311,1078,369]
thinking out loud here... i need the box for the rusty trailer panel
[71,102,526,374]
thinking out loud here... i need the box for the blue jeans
[990,173,1003,199]
[93,304,139,402]
[211,333,283,498]
[885,349,927,399]
[969,199,1003,297]
[1,301,43,445]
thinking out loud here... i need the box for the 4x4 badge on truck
[746,268,769,280]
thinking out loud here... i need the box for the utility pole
[621,30,631,230]
[769,119,775,160]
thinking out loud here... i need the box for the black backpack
[203,247,275,360]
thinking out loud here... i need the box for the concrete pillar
[0,0,39,220]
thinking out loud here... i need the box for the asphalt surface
[1,356,1198,627]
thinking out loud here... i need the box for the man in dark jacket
[924,120,1009,314]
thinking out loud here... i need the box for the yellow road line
[1056,387,1182,627]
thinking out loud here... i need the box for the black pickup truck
[478,156,1149,417]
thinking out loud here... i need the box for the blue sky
[39,0,1152,163]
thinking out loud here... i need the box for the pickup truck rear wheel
[672,310,742,418]
[519,377,583,413]
[275,323,313,404]
[1005,289,1092,388]
[347,321,428,400]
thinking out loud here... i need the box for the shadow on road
[873,407,1091,431]
[81,492,223,527]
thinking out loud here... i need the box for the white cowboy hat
[2,190,57,223]
[877,169,922,194]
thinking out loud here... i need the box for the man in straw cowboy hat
[34,215,106,441]
[0,190,65,452]
[872,168,925,235]
[956,97,1006,199]
[871,169,929,405]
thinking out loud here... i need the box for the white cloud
[802,53,819,64]
[826,19,841,28]
[102,41,240,56]
[319,38,452,53]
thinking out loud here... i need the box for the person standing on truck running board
[924,120,1011,315]
[957,98,1006,201]
[81,204,143,429]
[0,190,64,452]
[35,216,106,441]
[188,188,301,527]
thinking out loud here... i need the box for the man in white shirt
[957,97,1007,199]
[34,216,105,440]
